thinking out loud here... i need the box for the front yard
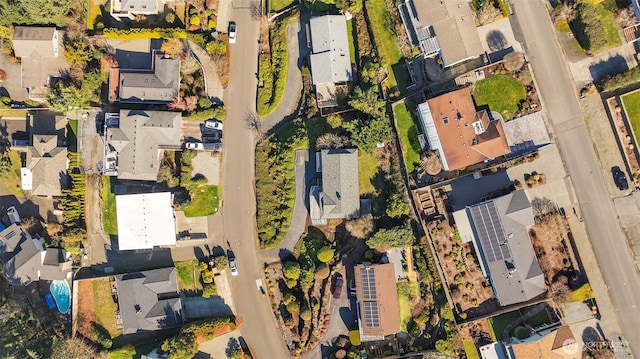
[175,260,203,291]
[0,150,24,198]
[474,75,526,120]
[622,91,640,146]
[183,184,220,217]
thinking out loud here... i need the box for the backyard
[488,305,553,341]
[622,91,640,146]
[474,75,526,120]
[393,102,421,172]
[358,150,379,196]
[175,260,203,291]
[92,278,121,338]
[397,281,420,332]
[0,150,24,198]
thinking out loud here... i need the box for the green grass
[488,310,521,341]
[358,150,379,196]
[397,282,419,332]
[366,0,409,94]
[463,339,480,359]
[474,75,526,120]
[570,283,595,302]
[101,176,118,236]
[523,306,550,327]
[393,102,421,172]
[92,278,121,338]
[67,119,78,152]
[257,21,289,117]
[597,4,622,47]
[183,185,220,217]
[556,20,571,33]
[622,91,640,146]
[87,0,101,30]
[347,19,357,65]
[1,150,25,198]
[270,0,296,11]
[174,260,202,291]
[175,3,186,24]
[0,109,29,118]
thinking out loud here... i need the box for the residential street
[222,5,291,358]
[512,0,640,355]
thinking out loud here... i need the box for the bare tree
[503,52,525,73]
[315,133,350,150]
[549,282,571,304]
[558,3,577,23]
[531,197,557,217]
[345,214,375,239]
[476,5,503,26]
[615,6,637,28]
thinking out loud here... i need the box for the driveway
[0,54,27,100]
[192,151,221,185]
[568,42,637,89]
[476,18,523,61]
[198,329,248,359]
[188,41,224,103]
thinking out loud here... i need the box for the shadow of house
[589,55,629,84]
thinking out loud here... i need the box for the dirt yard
[529,213,576,285]
[75,280,96,338]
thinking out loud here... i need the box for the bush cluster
[103,28,188,40]
[257,20,288,116]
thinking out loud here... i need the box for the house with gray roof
[22,114,69,197]
[309,15,353,108]
[11,26,69,100]
[399,0,483,67]
[310,149,360,225]
[452,190,546,306]
[0,224,71,286]
[115,267,183,334]
[106,109,182,181]
[109,52,180,103]
[111,0,162,19]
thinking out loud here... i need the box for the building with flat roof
[453,190,546,306]
[115,267,183,334]
[109,52,180,103]
[116,192,176,251]
[111,0,162,19]
[354,263,400,341]
[417,87,510,171]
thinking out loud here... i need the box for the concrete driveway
[192,151,221,185]
[0,54,27,100]
[198,329,248,359]
[476,18,523,61]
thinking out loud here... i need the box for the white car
[229,257,238,276]
[229,21,237,44]
[6,206,20,224]
[185,142,204,150]
[205,119,223,130]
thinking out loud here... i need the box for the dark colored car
[333,276,344,299]
[612,166,629,190]
[202,131,222,142]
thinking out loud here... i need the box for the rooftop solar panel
[360,267,377,299]
[363,301,380,327]
[469,202,511,263]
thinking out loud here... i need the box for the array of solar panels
[469,201,511,262]
[360,268,380,327]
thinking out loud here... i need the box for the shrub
[503,52,525,72]
[183,106,227,121]
[103,28,187,40]
[514,326,531,339]
[316,246,335,263]
[286,301,300,313]
[283,261,301,280]
[572,2,607,53]
[208,19,216,29]
[599,66,640,92]
[300,307,312,321]
[0,69,6,81]
[201,269,214,284]
[91,325,113,349]
[199,97,213,109]
[459,312,468,320]
[202,283,217,298]
[283,293,296,305]
[285,277,298,288]
[386,193,410,218]
[315,264,330,279]
[257,21,288,116]
[165,12,176,24]
[345,214,375,239]
[190,15,201,26]
[214,255,229,271]
[366,224,414,249]
[327,114,342,128]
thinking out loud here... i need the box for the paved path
[188,41,225,103]
[513,0,639,356]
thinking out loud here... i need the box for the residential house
[115,267,183,334]
[399,0,482,67]
[0,224,71,286]
[116,192,177,251]
[109,52,180,103]
[11,26,70,100]
[111,0,162,20]
[105,109,181,181]
[453,190,546,306]
[21,114,68,197]
[354,263,401,341]
[416,87,510,171]
[309,15,353,108]
[480,326,579,359]
[310,149,360,225]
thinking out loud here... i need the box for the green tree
[199,97,213,109]
[366,224,414,249]
[348,86,385,116]
[316,246,335,263]
[206,40,227,56]
[386,193,410,218]
[300,306,312,321]
[283,261,301,280]
[201,269,214,284]
[0,0,76,26]
[298,252,316,290]
[343,115,392,154]
[162,334,198,359]
[283,293,296,305]
[64,39,95,66]
[315,264,330,279]
[202,283,217,298]
[326,114,342,128]
[0,150,12,179]
[214,255,229,271]
[165,12,176,24]
[286,300,300,313]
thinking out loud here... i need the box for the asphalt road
[512,0,640,355]
[222,6,291,359]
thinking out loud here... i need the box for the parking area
[197,329,246,359]
[191,152,220,186]
[476,18,523,61]
[175,210,209,241]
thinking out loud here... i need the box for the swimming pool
[50,280,71,314]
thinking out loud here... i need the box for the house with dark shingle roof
[310,149,360,225]
[115,267,183,334]
[417,87,510,171]
[453,190,546,306]
[11,26,70,101]
[0,224,71,286]
[109,52,180,103]
[110,0,162,20]
[399,0,483,67]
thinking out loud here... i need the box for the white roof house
[116,192,176,251]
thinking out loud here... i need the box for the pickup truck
[256,279,266,296]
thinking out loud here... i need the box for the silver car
[185,142,204,150]
[229,21,237,44]
[205,119,223,130]
[229,257,238,276]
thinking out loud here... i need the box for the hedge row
[256,20,288,117]
[103,28,187,40]
[599,67,640,92]
[183,106,227,121]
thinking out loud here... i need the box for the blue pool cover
[44,293,56,309]
[50,280,71,314]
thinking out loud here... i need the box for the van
[7,206,20,224]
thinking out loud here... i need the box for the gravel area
[192,151,220,185]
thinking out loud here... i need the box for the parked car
[205,119,223,130]
[203,142,223,151]
[202,131,222,142]
[333,276,344,299]
[7,206,20,224]
[185,142,204,150]
[229,21,237,44]
[229,256,238,276]
[612,166,629,190]
[349,280,357,297]
[256,279,265,296]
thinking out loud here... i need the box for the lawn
[358,150,379,196]
[0,109,29,118]
[174,260,202,291]
[488,310,521,341]
[366,0,408,94]
[522,306,550,327]
[270,0,295,12]
[92,278,121,338]
[393,103,421,172]
[109,343,157,359]
[347,19,357,65]
[183,184,220,217]
[597,4,622,47]
[396,282,419,332]
[622,91,640,146]
[570,283,595,302]
[463,339,480,359]
[0,150,24,198]
[101,176,118,236]
[87,0,101,30]
[474,75,526,120]
[175,3,186,24]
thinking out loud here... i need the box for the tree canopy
[283,261,301,280]
[366,224,414,249]
[0,0,76,26]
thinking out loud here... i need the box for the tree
[165,12,176,24]
[162,334,198,359]
[475,4,503,26]
[503,52,525,73]
[161,38,186,59]
[550,282,571,304]
[316,246,335,263]
[315,264,330,279]
[300,306,312,321]
[286,300,300,313]
[283,261,301,280]
[214,255,229,271]
[202,283,217,298]
[366,224,414,250]
[64,39,95,66]
[199,97,213,109]
[385,193,410,218]
[100,55,119,74]
[298,252,316,290]
[201,269,214,283]
[326,114,342,128]
[346,214,375,238]
[514,326,531,339]
[0,150,12,179]
[49,337,97,359]
[615,6,636,28]
[190,14,201,26]
[348,86,385,116]
[0,0,76,26]
[315,133,350,150]
[283,293,296,305]
[206,40,227,56]
[343,115,392,153]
